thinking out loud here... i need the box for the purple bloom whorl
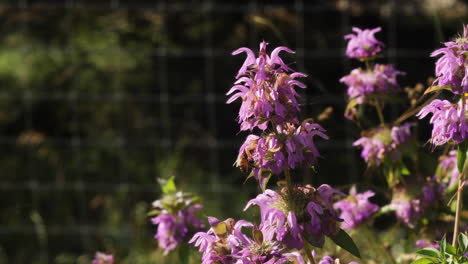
[417,99,468,146]
[431,25,468,95]
[190,217,234,264]
[421,177,445,206]
[230,221,289,264]
[334,189,379,229]
[340,64,404,104]
[150,191,204,254]
[191,217,289,264]
[415,239,440,249]
[244,185,343,249]
[389,188,422,228]
[228,41,307,131]
[92,252,114,264]
[353,123,414,165]
[344,27,384,60]
[236,121,328,188]
[438,150,461,188]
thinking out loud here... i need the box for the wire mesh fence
[0,0,465,262]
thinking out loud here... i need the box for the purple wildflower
[191,217,289,264]
[236,121,328,187]
[353,122,414,165]
[92,252,113,264]
[228,41,306,131]
[421,177,444,206]
[416,99,468,146]
[229,220,289,264]
[318,255,359,264]
[334,189,379,229]
[415,239,440,249]
[431,25,468,95]
[190,217,234,264]
[286,251,359,264]
[389,188,422,228]
[244,185,343,249]
[438,150,461,188]
[150,192,204,254]
[340,64,404,104]
[344,27,384,60]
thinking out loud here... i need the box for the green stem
[361,225,396,264]
[284,168,292,189]
[364,59,372,71]
[303,242,317,264]
[374,100,385,126]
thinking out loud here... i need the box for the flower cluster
[150,188,204,254]
[245,185,343,249]
[417,99,468,146]
[340,64,403,104]
[236,121,328,187]
[437,150,465,189]
[418,25,468,147]
[353,122,414,165]
[228,41,306,131]
[287,251,359,264]
[389,192,422,228]
[229,42,328,187]
[334,189,379,229]
[341,27,404,121]
[344,27,383,60]
[92,252,114,264]
[389,178,444,228]
[431,24,468,95]
[190,217,289,264]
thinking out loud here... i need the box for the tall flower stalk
[418,25,468,247]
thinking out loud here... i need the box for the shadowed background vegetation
[0,0,467,263]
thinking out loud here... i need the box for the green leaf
[423,85,451,95]
[401,165,410,175]
[457,140,468,173]
[411,257,436,264]
[147,209,161,217]
[346,98,358,112]
[260,171,272,192]
[445,244,456,255]
[457,141,468,173]
[330,229,361,258]
[159,176,177,194]
[253,229,263,245]
[178,244,190,264]
[439,235,447,258]
[416,248,440,258]
[458,233,468,252]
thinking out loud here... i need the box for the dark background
[0,0,466,263]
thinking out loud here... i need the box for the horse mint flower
[416,99,468,146]
[236,121,328,188]
[334,189,379,229]
[389,187,422,228]
[431,24,468,95]
[228,41,307,131]
[353,122,414,165]
[344,27,383,60]
[230,220,289,264]
[244,185,343,249]
[437,150,463,189]
[190,217,236,264]
[92,252,114,264]
[340,64,404,104]
[150,190,204,254]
